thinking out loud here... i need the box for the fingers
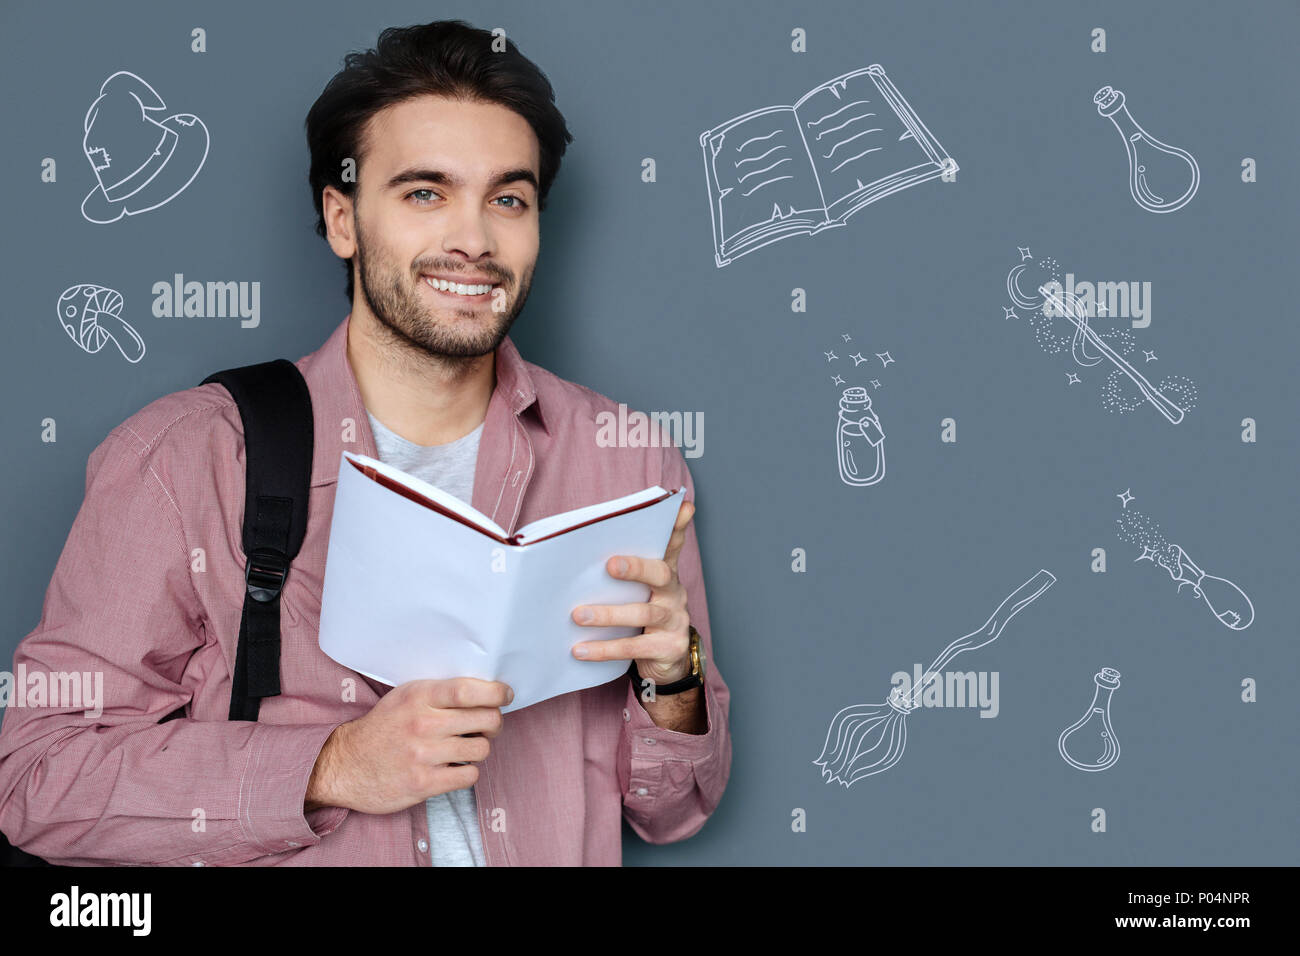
[445,733,493,765]
[572,599,681,630]
[434,764,482,789]
[572,630,689,664]
[604,554,674,588]
[429,735,492,770]
[600,501,694,586]
[664,499,695,569]
[420,677,514,710]
[441,706,506,739]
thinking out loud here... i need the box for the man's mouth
[421,274,502,299]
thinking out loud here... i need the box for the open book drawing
[318,451,685,713]
[700,64,957,267]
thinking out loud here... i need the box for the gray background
[2,0,1296,865]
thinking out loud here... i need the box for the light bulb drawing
[1003,250,1198,423]
[1116,507,1255,631]
[1058,668,1122,772]
[836,386,885,486]
[1093,85,1199,214]
[815,569,1055,786]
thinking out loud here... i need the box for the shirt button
[417,839,429,853]
[192,861,205,867]
[635,788,649,796]
[622,708,630,721]
[286,841,300,848]
[643,737,656,745]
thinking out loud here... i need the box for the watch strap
[628,626,704,696]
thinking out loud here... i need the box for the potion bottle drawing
[1116,509,1256,630]
[1093,85,1199,214]
[836,386,885,486]
[1058,668,1122,772]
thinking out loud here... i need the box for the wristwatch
[628,625,705,695]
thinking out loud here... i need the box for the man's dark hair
[306,20,574,301]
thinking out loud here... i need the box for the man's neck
[346,308,495,447]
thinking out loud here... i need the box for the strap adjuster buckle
[245,547,289,603]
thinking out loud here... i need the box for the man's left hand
[571,499,695,684]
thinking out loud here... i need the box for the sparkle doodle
[1004,249,1197,423]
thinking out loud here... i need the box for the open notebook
[701,64,956,267]
[318,450,686,713]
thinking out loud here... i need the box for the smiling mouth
[421,275,502,299]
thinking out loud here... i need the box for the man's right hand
[304,677,511,815]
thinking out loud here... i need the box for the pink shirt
[0,314,731,865]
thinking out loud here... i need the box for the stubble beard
[354,213,534,372]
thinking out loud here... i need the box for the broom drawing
[814,568,1056,786]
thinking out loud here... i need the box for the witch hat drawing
[81,71,209,224]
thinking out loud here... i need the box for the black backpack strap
[2,361,313,867]
[200,359,314,721]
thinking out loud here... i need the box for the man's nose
[439,202,495,259]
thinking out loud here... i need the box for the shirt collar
[299,313,545,487]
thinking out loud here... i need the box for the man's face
[348,95,541,359]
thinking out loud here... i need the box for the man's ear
[322,184,357,259]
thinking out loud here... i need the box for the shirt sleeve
[0,429,348,866]
[618,444,732,844]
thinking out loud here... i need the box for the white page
[513,484,671,545]
[319,450,686,712]
[497,488,683,709]
[347,452,670,546]
[342,452,509,539]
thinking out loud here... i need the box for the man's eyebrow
[383,167,539,194]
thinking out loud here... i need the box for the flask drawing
[1094,86,1199,213]
[836,387,885,486]
[1058,668,1122,772]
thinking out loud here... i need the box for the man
[0,19,730,866]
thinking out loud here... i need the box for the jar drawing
[836,387,886,486]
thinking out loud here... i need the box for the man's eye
[405,190,527,209]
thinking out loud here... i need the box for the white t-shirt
[365,410,487,867]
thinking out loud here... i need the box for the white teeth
[425,276,495,296]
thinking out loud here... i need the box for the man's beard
[353,215,532,366]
